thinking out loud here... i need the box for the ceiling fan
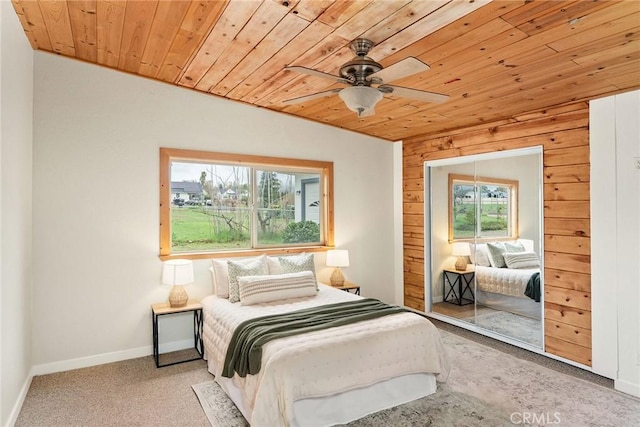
[282,38,449,117]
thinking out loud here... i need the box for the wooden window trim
[448,173,519,243]
[159,148,334,261]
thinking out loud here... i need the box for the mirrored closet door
[425,147,544,350]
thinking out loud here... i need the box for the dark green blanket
[524,272,541,302]
[222,298,408,378]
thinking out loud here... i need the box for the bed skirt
[475,289,542,319]
[211,357,437,427]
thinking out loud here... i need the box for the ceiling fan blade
[368,57,430,83]
[285,66,351,85]
[282,88,342,105]
[380,85,449,104]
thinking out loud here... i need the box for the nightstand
[333,281,360,295]
[443,267,475,305]
[151,300,203,368]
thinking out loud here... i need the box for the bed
[470,239,542,319]
[202,256,449,426]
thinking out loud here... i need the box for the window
[160,148,334,260]
[448,174,518,242]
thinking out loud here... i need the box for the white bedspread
[474,265,539,297]
[202,284,449,426]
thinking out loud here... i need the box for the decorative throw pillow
[503,252,540,269]
[504,241,526,253]
[211,259,231,298]
[279,253,316,278]
[279,253,317,289]
[486,242,507,268]
[238,271,317,306]
[227,255,268,303]
[469,243,491,267]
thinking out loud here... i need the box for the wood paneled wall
[403,103,592,366]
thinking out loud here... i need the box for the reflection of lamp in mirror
[451,242,470,271]
[326,249,349,286]
[162,259,193,307]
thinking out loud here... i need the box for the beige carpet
[191,331,640,427]
[16,328,640,426]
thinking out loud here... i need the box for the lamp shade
[338,86,383,117]
[326,249,350,267]
[451,242,471,257]
[162,259,194,285]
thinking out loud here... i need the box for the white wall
[0,2,34,425]
[31,52,396,370]
[591,89,640,397]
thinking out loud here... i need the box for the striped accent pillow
[238,271,317,306]
[503,252,540,269]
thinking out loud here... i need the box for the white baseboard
[6,374,33,427]
[615,378,640,398]
[30,339,193,376]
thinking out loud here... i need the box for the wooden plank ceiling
[11,0,640,141]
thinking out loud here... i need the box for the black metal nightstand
[333,282,361,295]
[443,268,475,305]
[151,300,203,368]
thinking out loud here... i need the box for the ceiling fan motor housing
[339,39,382,85]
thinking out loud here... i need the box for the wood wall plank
[545,336,592,366]
[544,201,590,219]
[544,268,591,292]
[545,251,590,274]
[543,182,590,201]
[545,318,592,348]
[544,164,590,183]
[544,235,590,256]
[545,302,591,330]
[545,285,591,311]
[544,218,590,237]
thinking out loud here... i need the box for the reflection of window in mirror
[448,174,518,242]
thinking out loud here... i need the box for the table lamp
[326,249,349,286]
[162,259,194,307]
[452,242,470,271]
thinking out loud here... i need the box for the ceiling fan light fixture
[339,86,383,117]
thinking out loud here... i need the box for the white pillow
[518,239,535,253]
[469,243,490,267]
[211,255,268,299]
[238,271,317,306]
[503,252,540,269]
[228,255,268,303]
[267,256,282,275]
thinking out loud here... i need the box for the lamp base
[169,285,188,307]
[455,256,468,271]
[330,267,345,287]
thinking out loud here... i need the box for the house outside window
[160,148,334,259]
[449,174,518,242]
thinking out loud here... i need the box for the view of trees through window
[169,161,322,252]
[450,175,517,241]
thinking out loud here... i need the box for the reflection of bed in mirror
[471,239,541,320]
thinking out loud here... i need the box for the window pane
[171,162,251,252]
[479,184,510,238]
[452,182,476,239]
[256,170,321,246]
